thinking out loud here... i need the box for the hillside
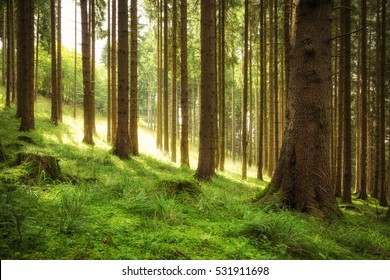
[1,92,390,260]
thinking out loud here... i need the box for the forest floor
[1,91,390,260]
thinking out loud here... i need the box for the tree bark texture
[263,0,340,219]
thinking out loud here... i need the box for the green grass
[0,90,390,260]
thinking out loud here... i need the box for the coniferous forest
[0,0,390,260]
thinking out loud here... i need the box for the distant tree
[196,0,216,181]
[17,0,35,131]
[242,0,248,180]
[163,0,169,154]
[107,0,111,141]
[113,0,130,158]
[260,0,340,219]
[6,0,14,108]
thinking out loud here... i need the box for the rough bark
[196,0,216,181]
[81,0,94,145]
[261,0,341,219]
[113,0,130,158]
[107,0,111,141]
[17,0,35,131]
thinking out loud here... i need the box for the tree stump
[15,153,61,181]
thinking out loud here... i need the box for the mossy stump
[15,153,61,181]
[160,179,202,197]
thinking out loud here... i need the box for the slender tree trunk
[6,0,12,107]
[1,10,5,88]
[261,0,340,219]
[196,0,216,181]
[231,63,235,162]
[342,0,352,204]
[171,0,177,162]
[357,0,368,200]
[242,0,248,180]
[163,0,169,154]
[107,0,111,141]
[111,0,117,142]
[73,0,77,119]
[129,0,138,155]
[81,0,94,145]
[34,7,39,101]
[114,0,130,158]
[274,0,279,166]
[156,0,163,150]
[50,0,58,126]
[180,0,189,166]
[257,0,265,180]
[373,0,380,199]
[91,0,96,132]
[17,0,35,131]
[268,0,275,175]
[379,0,387,207]
[57,0,62,122]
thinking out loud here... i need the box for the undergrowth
[0,92,389,260]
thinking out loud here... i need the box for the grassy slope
[0,90,389,260]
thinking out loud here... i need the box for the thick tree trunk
[81,0,94,145]
[261,0,340,219]
[129,0,138,156]
[114,0,130,158]
[196,0,216,181]
[17,0,35,131]
[6,0,13,108]
[180,0,189,167]
[268,0,275,175]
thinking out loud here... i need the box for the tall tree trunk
[257,0,265,180]
[156,0,163,150]
[50,0,58,126]
[111,0,117,142]
[6,0,13,107]
[231,63,235,162]
[261,0,340,219]
[114,0,130,158]
[196,0,216,181]
[91,0,96,132]
[274,0,279,167]
[357,0,368,200]
[1,10,5,88]
[163,0,169,154]
[129,0,138,155]
[17,0,35,131]
[180,0,189,166]
[57,0,62,122]
[379,0,387,207]
[81,0,94,145]
[171,0,177,162]
[242,0,248,180]
[107,0,111,141]
[34,7,39,101]
[268,0,275,175]
[73,0,77,119]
